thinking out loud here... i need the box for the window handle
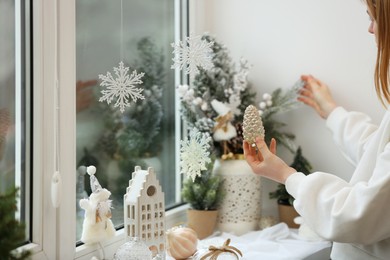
[51,171,62,208]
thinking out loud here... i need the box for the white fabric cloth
[166,223,331,260]
[286,106,390,259]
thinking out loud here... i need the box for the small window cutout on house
[147,224,151,230]
[147,185,156,196]
[155,203,158,210]
[142,225,146,231]
[142,205,146,212]
[147,213,151,220]
[142,214,146,220]
[159,202,163,209]
[127,225,131,237]
[147,204,151,211]
[155,212,158,218]
[142,233,146,239]
[154,231,158,238]
[159,211,163,218]
[131,205,135,219]
[132,225,135,237]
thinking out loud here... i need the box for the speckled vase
[214,158,262,235]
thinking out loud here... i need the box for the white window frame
[25,0,189,259]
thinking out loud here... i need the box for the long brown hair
[366,0,390,105]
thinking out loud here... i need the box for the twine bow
[200,238,243,260]
[213,112,234,133]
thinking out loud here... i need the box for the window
[0,0,31,245]
[75,0,184,242]
[5,0,188,258]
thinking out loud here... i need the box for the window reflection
[0,0,30,244]
[76,0,177,241]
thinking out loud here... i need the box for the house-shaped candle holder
[124,166,165,257]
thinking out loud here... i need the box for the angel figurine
[79,165,116,245]
[211,99,237,157]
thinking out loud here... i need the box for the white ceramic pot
[214,158,262,235]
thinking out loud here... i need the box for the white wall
[190,0,385,217]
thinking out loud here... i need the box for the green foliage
[181,159,225,210]
[180,34,257,157]
[262,81,304,153]
[0,187,31,260]
[269,146,313,205]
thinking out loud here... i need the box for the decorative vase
[278,204,299,228]
[187,209,218,239]
[214,157,262,235]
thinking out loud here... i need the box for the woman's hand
[299,75,337,119]
[243,138,296,184]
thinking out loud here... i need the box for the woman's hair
[366,0,390,105]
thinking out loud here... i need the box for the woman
[244,1,390,259]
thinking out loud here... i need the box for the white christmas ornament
[171,34,214,75]
[211,99,237,141]
[79,166,116,245]
[98,61,145,113]
[180,128,212,181]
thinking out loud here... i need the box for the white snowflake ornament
[171,34,214,75]
[98,61,145,113]
[180,128,212,182]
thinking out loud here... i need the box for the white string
[120,0,123,61]
[54,0,60,178]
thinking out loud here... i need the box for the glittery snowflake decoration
[171,34,214,75]
[180,128,212,182]
[98,61,145,113]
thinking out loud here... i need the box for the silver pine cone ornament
[242,105,265,147]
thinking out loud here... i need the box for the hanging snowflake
[180,128,212,182]
[171,34,214,75]
[98,61,145,113]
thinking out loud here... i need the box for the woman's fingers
[270,138,277,154]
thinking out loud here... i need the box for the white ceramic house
[124,166,165,256]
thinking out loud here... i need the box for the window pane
[0,0,31,244]
[76,0,177,241]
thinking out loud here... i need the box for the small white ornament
[98,61,145,113]
[171,34,214,75]
[262,93,272,101]
[259,101,267,110]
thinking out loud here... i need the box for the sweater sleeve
[286,142,390,244]
[326,107,378,165]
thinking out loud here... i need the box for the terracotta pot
[187,209,218,239]
[278,204,300,228]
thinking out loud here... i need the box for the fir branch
[0,187,31,260]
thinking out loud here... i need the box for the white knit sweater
[286,106,390,259]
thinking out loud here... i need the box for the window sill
[74,204,189,260]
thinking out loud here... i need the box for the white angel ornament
[211,99,237,157]
[79,166,116,245]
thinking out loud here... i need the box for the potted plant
[175,33,302,235]
[179,128,224,239]
[269,146,313,228]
